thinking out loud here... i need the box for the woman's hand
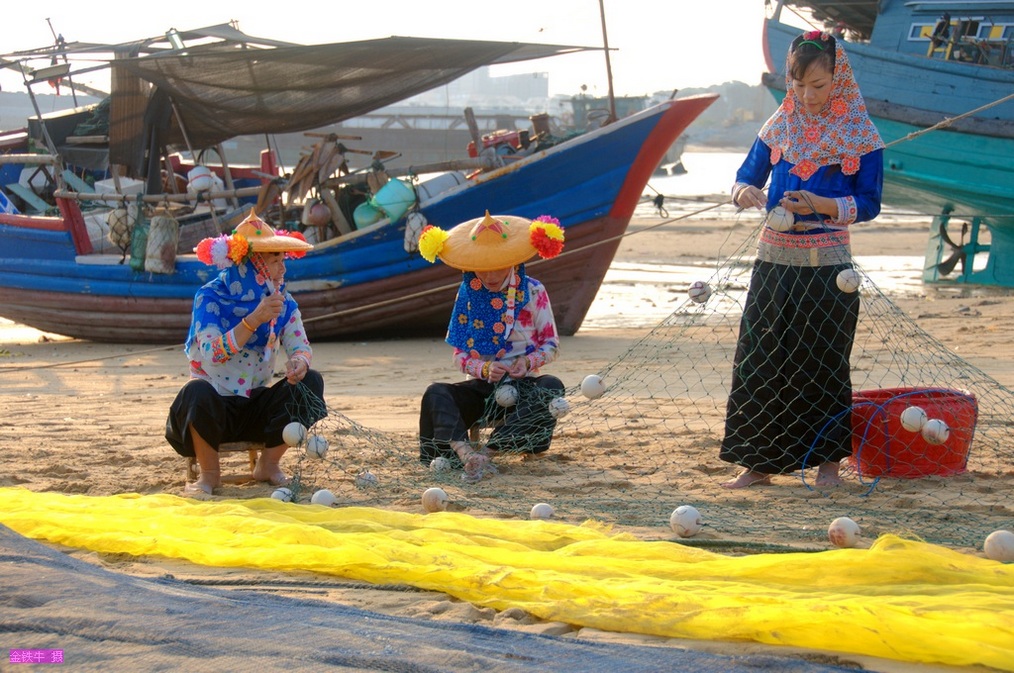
[462,451,496,483]
[251,292,285,326]
[507,357,529,379]
[285,356,308,384]
[780,190,837,218]
[734,184,767,210]
[487,361,511,382]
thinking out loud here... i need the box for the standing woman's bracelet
[732,183,749,207]
[241,318,257,332]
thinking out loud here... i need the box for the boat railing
[0,154,61,167]
[52,184,266,206]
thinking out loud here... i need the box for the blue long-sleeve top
[735,138,884,232]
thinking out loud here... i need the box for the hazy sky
[3,0,816,98]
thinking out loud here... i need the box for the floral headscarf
[184,254,298,360]
[759,31,884,181]
[445,264,528,359]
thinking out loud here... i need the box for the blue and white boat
[0,24,715,342]
[763,0,1014,285]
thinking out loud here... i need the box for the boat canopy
[112,35,592,150]
[3,24,595,177]
[778,0,880,39]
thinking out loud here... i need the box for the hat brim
[234,210,314,254]
[248,237,314,253]
[438,214,535,272]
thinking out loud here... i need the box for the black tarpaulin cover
[114,37,591,149]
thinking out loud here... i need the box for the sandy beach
[2,204,1012,672]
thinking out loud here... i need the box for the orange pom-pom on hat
[194,210,313,267]
[232,211,314,254]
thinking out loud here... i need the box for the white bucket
[416,172,468,202]
[94,177,145,196]
[187,166,214,192]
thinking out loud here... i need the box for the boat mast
[598,0,617,123]
[771,0,785,22]
[45,18,78,107]
[21,72,62,161]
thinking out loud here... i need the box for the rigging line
[0,202,730,372]
[301,200,731,326]
[884,92,1014,148]
[0,343,179,372]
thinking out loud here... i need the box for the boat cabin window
[917,15,1013,66]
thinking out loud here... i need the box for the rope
[0,343,179,372]
[883,92,1014,148]
[175,576,426,592]
[669,539,826,553]
[0,202,727,372]
[300,200,730,326]
[4,178,1008,373]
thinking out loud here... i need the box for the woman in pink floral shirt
[166,212,325,495]
[417,211,566,482]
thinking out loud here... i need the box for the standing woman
[166,212,326,495]
[721,31,884,488]
[417,211,566,482]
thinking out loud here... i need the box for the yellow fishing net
[1,487,1011,671]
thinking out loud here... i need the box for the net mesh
[2,491,1011,671]
[276,219,1013,550]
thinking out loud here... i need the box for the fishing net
[258,213,1013,551]
[3,204,1013,672]
[143,208,179,274]
[1,490,1011,671]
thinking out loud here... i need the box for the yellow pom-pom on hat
[424,211,564,272]
[418,225,450,263]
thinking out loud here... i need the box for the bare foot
[252,465,290,486]
[184,478,216,496]
[462,452,497,483]
[721,470,772,489]
[184,468,220,496]
[815,462,843,487]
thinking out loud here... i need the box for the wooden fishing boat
[0,23,716,343]
[763,1,1014,286]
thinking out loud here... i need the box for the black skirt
[165,370,326,457]
[719,260,859,474]
[419,375,564,466]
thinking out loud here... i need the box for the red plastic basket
[850,387,977,478]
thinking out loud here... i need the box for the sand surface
[1,206,1010,673]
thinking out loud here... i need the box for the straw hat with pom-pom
[232,210,314,254]
[418,211,563,272]
[195,211,313,268]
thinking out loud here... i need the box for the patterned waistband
[757,228,852,267]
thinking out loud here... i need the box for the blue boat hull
[0,95,717,342]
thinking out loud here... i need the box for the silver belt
[757,239,852,267]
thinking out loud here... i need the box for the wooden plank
[64,135,109,145]
[0,154,60,166]
[319,187,353,236]
[62,170,96,193]
[303,131,362,141]
[5,183,50,213]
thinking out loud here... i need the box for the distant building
[444,67,549,101]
